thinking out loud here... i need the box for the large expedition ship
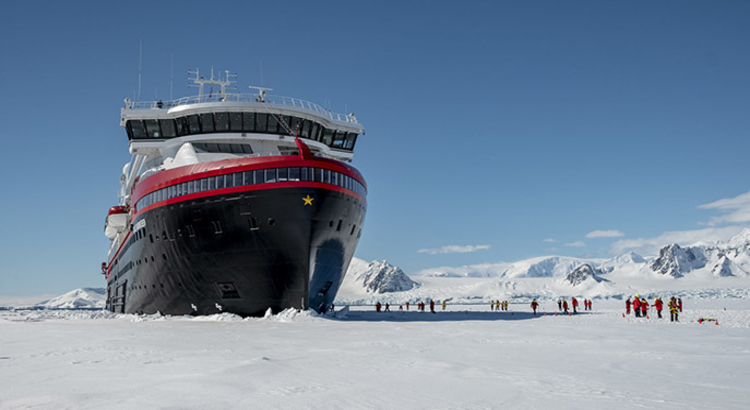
[103,69,367,316]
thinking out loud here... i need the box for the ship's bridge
[120,70,364,160]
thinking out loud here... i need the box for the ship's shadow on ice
[327,310,562,322]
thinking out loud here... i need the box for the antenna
[189,68,236,100]
[260,60,263,86]
[169,53,174,101]
[137,39,143,102]
[248,86,273,102]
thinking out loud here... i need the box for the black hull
[106,186,366,316]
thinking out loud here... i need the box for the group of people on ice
[376,299,446,313]
[491,300,509,311]
[626,295,682,322]
[553,297,592,314]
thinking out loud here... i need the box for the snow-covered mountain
[415,256,597,279]
[565,263,606,286]
[344,259,419,294]
[646,229,750,278]
[35,288,106,309]
[337,230,750,305]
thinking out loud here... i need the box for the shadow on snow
[326,310,582,322]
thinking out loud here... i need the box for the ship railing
[125,93,358,124]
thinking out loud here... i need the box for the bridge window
[344,133,357,150]
[332,130,345,148]
[289,117,302,136]
[214,112,229,132]
[301,120,311,139]
[267,115,280,134]
[310,123,320,141]
[128,120,146,139]
[144,119,161,138]
[160,119,176,138]
[188,115,201,133]
[322,128,334,146]
[127,113,359,152]
[255,113,268,133]
[229,113,243,131]
[243,112,255,132]
[175,117,189,136]
[200,113,214,132]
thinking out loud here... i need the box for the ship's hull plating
[106,186,365,316]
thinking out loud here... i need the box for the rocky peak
[650,243,706,278]
[356,260,419,294]
[712,257,736,277]
[566,263,603,286]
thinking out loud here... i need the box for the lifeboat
[104,206,129,239]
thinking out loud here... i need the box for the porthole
[268,218,275,226]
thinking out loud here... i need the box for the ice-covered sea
[1,299,749,410]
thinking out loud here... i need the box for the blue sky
[1,1,749,295]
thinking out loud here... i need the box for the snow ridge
[35,288,106,309]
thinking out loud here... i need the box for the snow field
[1,299,749,410]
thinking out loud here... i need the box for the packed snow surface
[2,300,749,410]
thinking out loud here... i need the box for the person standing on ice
[429,299,435,313]
[654,298,663,319]
[406,301,410,311]
[571,297,579,314]
[385,303,390,312]
[376,302,382,312]
[558,299,562,311]
[633,296,641,318]
[640,298,649,318]
[669,297,679,322]
[678,298,683,312]
[531,299,539,315]
[562,299,569,314]
[442,300,446,311]
[626,297,631,315]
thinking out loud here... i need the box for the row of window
[127,112,359,151]
[136,166,366,211]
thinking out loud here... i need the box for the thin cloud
[565,241,586,247]
[699,191,750,226]
[542,238,558,243]
[418,244,491,255]
[585,230,624,238]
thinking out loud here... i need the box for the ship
[103,69,367,316]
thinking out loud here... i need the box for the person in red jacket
[678,298,683,312]
[562,299,569,314]
[571,297,579,314]
[654,298,663,319]
[640,298,649,318]
[429,299,435,314]
[531,299,539,315]
[626,297,631,315]
[633,296,642,317]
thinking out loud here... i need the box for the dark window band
[136,166,366,211]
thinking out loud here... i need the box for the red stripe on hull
[134,182,366,218]
[131,156,366,205]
